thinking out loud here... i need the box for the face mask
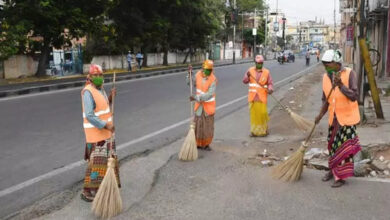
[91,76,104,87]
[256,63,263,69]
[325,66,337,75]
[203,69,212,76]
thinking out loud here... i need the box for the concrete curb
[0,59,254,98]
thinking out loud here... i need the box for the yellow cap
[202,59,214,69]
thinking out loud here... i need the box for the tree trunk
[183,47,191,64]
[36,42,51,77]
[142,48,147,68]
[163,48,168,66]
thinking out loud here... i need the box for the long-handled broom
[269,94,314,132]
[178,65,198,161]
[272,84,336,182]
[248,75,314,131]
[92,73,123,218]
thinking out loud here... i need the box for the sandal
[203,146,212,151]
[80,192,94,202]
[322,171,333,182]
[197,146,212,151]
[331,180,345,188]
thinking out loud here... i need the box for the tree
[110,0,223,65]
[243,28,264,45]
[1,0,110,76]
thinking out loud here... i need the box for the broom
[178,65,198,161]
[269,94,314,132]
[92,73,123,218]
[272,84,336,182]
[248,75,314,131]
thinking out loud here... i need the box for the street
[0,58,318,218]
[2,0,390,219]
[25,58,390,220]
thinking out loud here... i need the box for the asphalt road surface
[0,57,318,218]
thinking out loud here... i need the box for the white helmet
[321,49,342,63]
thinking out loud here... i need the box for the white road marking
[0,62,317,198]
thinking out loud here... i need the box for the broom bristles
[92,158,122,219]
[272,144,307,182]
[288,110,314,132]
[178,123,198,161]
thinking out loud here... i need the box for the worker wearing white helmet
[314,50,361,188]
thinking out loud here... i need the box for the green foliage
[0,0,110,74]
[243,27,264,45]
[237,0,264,12]
[107,0,223,53]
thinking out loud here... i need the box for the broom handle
[269,93,290,112]
[189,65,194,118]
[303,84,336,145]
[109,72,116,157]
[248,75,291,112]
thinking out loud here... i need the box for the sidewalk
[13,65,390,220]
[0,58,253,98]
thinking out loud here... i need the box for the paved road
[0,57,318,217]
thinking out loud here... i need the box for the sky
[266,0,341,25]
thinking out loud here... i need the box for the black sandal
[80,193,94,202]
[331,180,345,188]
[322,171,333,182]
[203,146,212,151]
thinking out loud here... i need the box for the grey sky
[266,0,341,25]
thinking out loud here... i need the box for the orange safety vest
[194,71,217,115]
[322,68,360,126]
[81,84,112,143]
[248,67,270,103]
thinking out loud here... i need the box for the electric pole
[254,8,257,56]
[282,17,286,50]
[333,0,336,48]
[264,4,268,59]
[233,0,236,64]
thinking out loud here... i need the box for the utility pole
[242,12,244,58]
[282,17,286,50]
[254,8,257,56]
[333,0,336,48]
[233,0,236,64]
[264,4,268,59]
[357,0,384,119]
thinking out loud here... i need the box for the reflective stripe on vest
[322,68,360,126]
[194,71,217,115]
[248,67,269,103]
[81,84,112,143]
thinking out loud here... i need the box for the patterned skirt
[249,101,269,136]
[194,111,214,147]
[83,140,121,192]
[327,122,361,180]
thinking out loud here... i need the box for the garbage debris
[261,160,273,167]
[304,148,328,160]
